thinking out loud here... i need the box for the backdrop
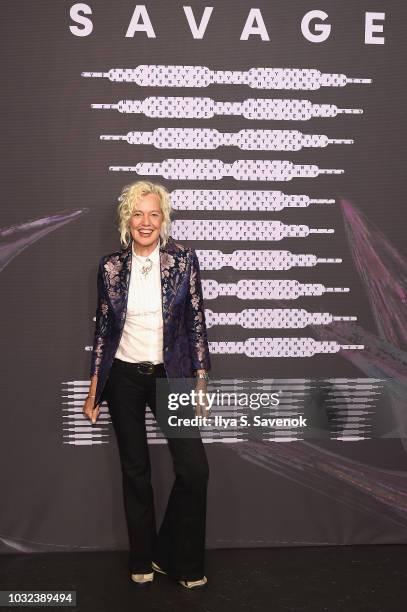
[1,0,407,555]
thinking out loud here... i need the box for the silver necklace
[132,242,157,278]
[140,258,153,278]
[133,254,153,278]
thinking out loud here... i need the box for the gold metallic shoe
[151,560,167,575]
[131,571,154,587]
[178,576,208,589]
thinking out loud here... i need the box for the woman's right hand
[83,396,101,424]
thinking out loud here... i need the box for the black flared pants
[104,357,209,581]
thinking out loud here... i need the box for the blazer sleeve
[89,257,112,378]
[185,249,211,372]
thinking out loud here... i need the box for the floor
[0,544,405,611]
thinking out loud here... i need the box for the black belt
[113,358,164,375]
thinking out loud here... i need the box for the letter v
[183,6,213,39]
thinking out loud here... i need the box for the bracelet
[195,371,209,381]
[87,395,96,398]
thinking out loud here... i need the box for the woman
[83,181,211,589]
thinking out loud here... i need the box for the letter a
[126,5,156,38]
[240,8,270,41]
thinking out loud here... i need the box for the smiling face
[129,192,164,255]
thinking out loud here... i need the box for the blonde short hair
[117,180,172,248]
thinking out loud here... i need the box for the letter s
[70,3,93,37]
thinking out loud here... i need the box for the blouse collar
[131,238,160,262]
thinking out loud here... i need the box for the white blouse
[114,239,164,364]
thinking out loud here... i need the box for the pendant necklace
[132,240,156,278]
[133,252,153,278]
[140,258,153,278]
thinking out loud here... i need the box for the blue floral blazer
[89,236,211,409]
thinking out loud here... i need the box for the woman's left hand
[194,378,210,417]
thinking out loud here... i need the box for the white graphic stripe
[110,158,343,180]
[201,279,348,299]
[101,127,353,150]
[170,190,334,211]
[82,65,371,89]
[205,309,356,328]
[171,220,334,241]
[92,96,362,120]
